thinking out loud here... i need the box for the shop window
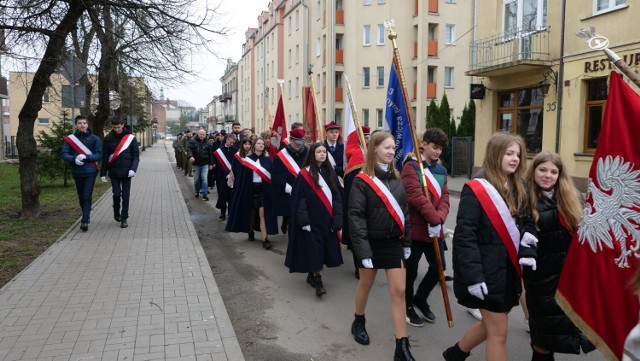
[497,86,544,154]
[584,77,608,152]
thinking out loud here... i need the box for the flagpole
[386,20,454,328]
[307,66,324,141]
[577,27,640,89]
[264,87,271,133]
[343,74,368,152]
[277,79,288,133]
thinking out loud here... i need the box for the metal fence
[3,135,18,159]
[451,136,473,178]
[469,26,550,71]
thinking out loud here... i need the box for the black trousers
[405,239,446,307]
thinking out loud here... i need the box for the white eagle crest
[578,156,640,268]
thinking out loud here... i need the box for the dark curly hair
[423,128,448,148]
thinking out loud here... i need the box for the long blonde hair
[482,132,528,215]
[363,131,399,179]
[525,152,583,232]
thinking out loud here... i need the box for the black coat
[61,129,102,177]
[187,137,213,166]
[272,145,308,217]
[524,195,595,354]
[348,166,411,261]
[213,146,237,209]
[452,178,537,312]
[324,141,344,177]
[100,129,140,179]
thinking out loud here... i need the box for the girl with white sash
[444,132,537,361]
[284,142,343,297]
[348,132,415,361]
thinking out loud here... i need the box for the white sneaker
[467,308,482,320]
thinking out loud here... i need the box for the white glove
[362,258,374,269]
[74,154,86,166]
[285,183,292,195]
[519,257,537,271]
[403,247,411,260]
[428,224,442,238]
[302,225,311,232]
[128,170,136,177]
[467,282,488,300]
[521,232,538,248]
[101,176,107,183]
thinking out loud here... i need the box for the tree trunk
[16,0,88,219]
[94,5,115,137]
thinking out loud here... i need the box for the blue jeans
[194,165,209,196]
[405,239,447,307]
[111,177,132,220]
[73,173,97,223]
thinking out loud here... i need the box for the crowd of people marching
[171,121,596,361]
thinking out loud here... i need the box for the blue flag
[384,63,413,171]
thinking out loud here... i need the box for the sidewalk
[0,144,244,361]
[447,175,469,197]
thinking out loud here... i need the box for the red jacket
[400,160,450,242]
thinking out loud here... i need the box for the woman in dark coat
[285,142,343,297]
[444,132,537,361]
[225,137,278,249]
[348,132,414,361]
[213,134,237,220]
[523,152,595,360]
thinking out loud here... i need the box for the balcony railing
[336,9,344,25]
[336,49,343,64]
[428,40,438,57]
[467,27,551,76]
[335,87,343,102]
[427,83,437,99]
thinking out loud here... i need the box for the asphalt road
[165,142,604,361]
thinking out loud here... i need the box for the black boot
[532,349,555,361]
[442,343,470,361]
[394,337,415,361]
[262,239,272,250]
[248,231,255,241]
[313,274,326,296]
[351,314,370,345]
[306,273,316,288]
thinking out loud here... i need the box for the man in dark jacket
[324,121,344,178]
[61,115,103,232]
[100,118,140,228]
[188,129,214,201]
[401,128,450,327]
[181,131,193,176]
[173,133,184,169]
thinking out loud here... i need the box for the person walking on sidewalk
[348,132,415,361]
[212,134,237,218]
[285,142,343,297]
[401,128,450,328]
[181,131,193,177]
[100,119,140,229]
[173,132,184,170]
[188,130,214,201]
[61,115,102,232]
[443,132,537,361]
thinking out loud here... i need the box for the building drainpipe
[555,0,566,153]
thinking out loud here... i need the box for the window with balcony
[593,0,626,15]
[584,78,608,152]
[445,24,456,45]
[444,67,454,88]
[503,0,547,35]
[363,67,370,87]
[363,25,371,46]
[377,24,385,45]
[497,86,544,154]
[377,66,384,87]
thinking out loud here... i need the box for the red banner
[303,87,318,142]
[269,95,288,160]
[557,72,640,360]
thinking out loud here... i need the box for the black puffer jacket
[100,129,140,179]
[348,166,411,261]
[187,137,214,166]
[452,177,536,312]
[524,195,595,354]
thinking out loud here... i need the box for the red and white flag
[343,93,365,175]
[303,87,319,142]
[269,95,288,161]
[557,72,640,360]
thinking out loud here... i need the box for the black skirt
[252,183,263,208]
[369,237,404,269]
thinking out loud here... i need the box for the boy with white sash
[401,128,450,327]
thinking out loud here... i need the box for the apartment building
[220,59,239,130]
[239,0,473,135]
[467,0,636,188]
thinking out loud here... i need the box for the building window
[295,45,300,64]
[444,67,454,87]
[317,74,321,93]
[288,80,292,99]
[38,118,50,125]
[377,66,384,87]
[288,49,292,68]
[316,0,321,20]
[377,24,385,45]
[363,25,371,46]
[316,37,321,56]
[364,0,372,5]
[584,77,608,151]
[288,17,292,35]
[296,10,300,29]
[445,24,456,45]
[503,0,547,35]
[445,0,456,3]
[363,67,370,87]
[295,77,300,98]
[378,0,386,3]
[43,89,50,103]
[362,108,370,126]
[376,108,383,128]
[593,0,626,15]
[497,87,544,154]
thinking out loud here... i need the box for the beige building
[467,0,636,189]
[238,0,473,135]
[220,59,239,130]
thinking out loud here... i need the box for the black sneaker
[414,300,436,323]
[202,196,209,201]
[406,306,424,327]
[195,192,200,198]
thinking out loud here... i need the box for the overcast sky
[161,0,269,109]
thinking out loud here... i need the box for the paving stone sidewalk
[0,144,244,361]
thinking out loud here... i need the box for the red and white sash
[326,151,345,188]
[64,134,98,169]
[356,173,405,236]
[243,156,272,185]
[300,167,332,216]
[276,148,301,178]
[108,134,134,167]
[466,178,522,278]
[423,166,442,204]
[234,153,243,163]
[214,148,232,174]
